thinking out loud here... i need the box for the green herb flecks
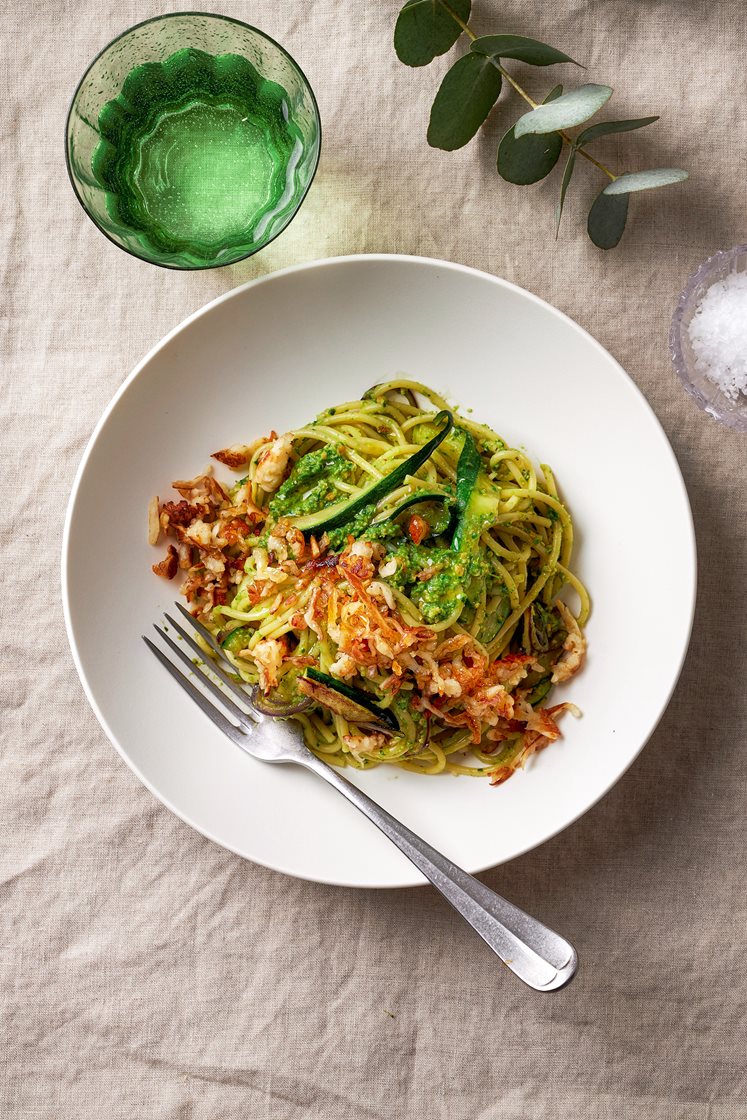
[269,446,353,519]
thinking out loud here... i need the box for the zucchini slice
[451,429,482,552]
[220,626,253,655]
[290,410,454,534]
[370,490,449,526]
[299,668,399,733]
[527,674,552,705]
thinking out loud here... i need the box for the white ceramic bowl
[62,255,696,887]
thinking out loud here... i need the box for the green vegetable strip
[451,429,482,551]
[305,668,400,732]
[291,410,454,534]
[370,490,450,526]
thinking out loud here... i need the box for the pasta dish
[149,380,588,783]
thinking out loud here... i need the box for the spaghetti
[150,381,589,783]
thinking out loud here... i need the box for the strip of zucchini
[370,490,449,526]
[291,410,454,534]
[451,429,483,552]
[299,668,400,733]
[220,626,253,654]
[527,674,552,705]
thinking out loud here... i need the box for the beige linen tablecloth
[2,1,746,1116]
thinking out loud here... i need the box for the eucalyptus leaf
[392,0,687,251]
[603,167,688,195]
[394,0,471,67]
[497,128,563,185]
[497,86,563,185]
[427,52,503,150]
[577,116,658,146]
[514,84,613,137]
[587,188,629,249]
[555,147,576,235]
[471,34,579,68]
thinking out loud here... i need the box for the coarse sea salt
[687,271,747,402]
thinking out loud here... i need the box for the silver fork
[144,602,578,992]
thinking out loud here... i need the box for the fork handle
[301,753,577,991]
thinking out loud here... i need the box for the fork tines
[143,604,259,750]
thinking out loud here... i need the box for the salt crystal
[687,271,747,402]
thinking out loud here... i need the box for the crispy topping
[147,496,160,546]
[211,438,266,470]
[151,438,584,784]
[161,500,202,527]
[551,599,586,683]
[152,545,178,580]
[407,514,430,545]
[254,433,294,493]
[172,472,228,507]
[240,637,285,691]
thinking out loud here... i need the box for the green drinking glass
[66,13,321,269]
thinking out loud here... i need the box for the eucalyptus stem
[395,0,687,247]
[569,143,617,181]
[440,0,475,40]
[443,2,617,182]
[496,65,538,110]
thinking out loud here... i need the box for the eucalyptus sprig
[394,0,688,248]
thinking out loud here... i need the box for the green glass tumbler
[65,13,321,269]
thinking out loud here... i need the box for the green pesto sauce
[269,446,352,519]
[323,490,492,624]
[412,567,468,622]
[263,432,508,626]
[326,503,379,549]
[384,541,489,623]
[326,488,457,552]
[480,437,505,456]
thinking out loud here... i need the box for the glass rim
[64,10,323,271]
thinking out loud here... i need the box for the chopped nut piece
[161,500,201,528]
[211,438,266,470]
[147,496,160,546]
[152,545,178,580]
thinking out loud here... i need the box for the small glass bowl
[65,13,321,270]
[669,245,747,432]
